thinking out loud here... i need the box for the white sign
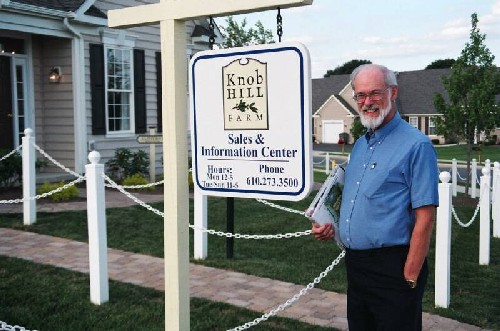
[189,42,312,201]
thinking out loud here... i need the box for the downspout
[63,17,87,174]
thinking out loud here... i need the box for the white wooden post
[493,161,500,238]
[86,151,109,305]
[325,152,329,174]
[471,158,477,198]
[22,128,36,225]
[108,1,313,330]
[193,188,207,259]
[149,127,157,182]
[435,171,452,308]
[451,158,457,196]
[479,166,491,265]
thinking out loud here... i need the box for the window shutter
[134,49,147,134]
[155,52,162,132]
[425,117,429,135]
[90,44,105,135]
[417,117,422,131]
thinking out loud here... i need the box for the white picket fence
[1,129,500,315]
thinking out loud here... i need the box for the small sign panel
[223,58,269,130]
[137,135,163,144]
[190,42,312,201]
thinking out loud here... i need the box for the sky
[215,0,500,78]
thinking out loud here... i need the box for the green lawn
[0,256,335,331]
[434,144,500,162]
[0,194,499,330]
[325,143,500,162]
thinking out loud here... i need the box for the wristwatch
[406,279,417,289]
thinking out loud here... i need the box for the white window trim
[100,30,139,137]
[409,116,418,129]
[104,46,135,137]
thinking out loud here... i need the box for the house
[0,0,222,176]
[312,68,453,144]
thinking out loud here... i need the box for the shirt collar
[369,111,402,142]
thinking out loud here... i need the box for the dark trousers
[345,245,428,331]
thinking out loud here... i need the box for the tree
[425,59,456,69]
[434,13,500,188]
[350,118,366,142]
[221,16,274,48]
[324,59,372,77]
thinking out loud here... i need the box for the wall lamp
[48,66,62,83]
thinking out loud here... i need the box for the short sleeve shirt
[339,112,439,250]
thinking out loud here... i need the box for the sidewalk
[0,192,491,331]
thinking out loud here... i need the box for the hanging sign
[189,42,312,201]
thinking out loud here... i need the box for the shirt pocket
[360,170,406,199]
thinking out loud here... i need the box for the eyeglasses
[353,87,391,104]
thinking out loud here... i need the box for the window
[105,47,133,133]
[428,117,436,135]
[409,116,418,129]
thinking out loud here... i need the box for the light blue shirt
[339,112,439,249]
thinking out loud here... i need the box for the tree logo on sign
[223,58,269,130]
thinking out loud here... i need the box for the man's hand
[311,222,334,241]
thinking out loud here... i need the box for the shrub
[431,139,440,145]
[122,173,154,190]
[0,149,22,188]
[37,181,79,202]
[105,148,149,182]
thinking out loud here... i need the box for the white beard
[359,94,392,130]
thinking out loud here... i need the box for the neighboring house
[313,68,453,144]
[0,0,222,176]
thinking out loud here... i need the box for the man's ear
[390,86,398,101]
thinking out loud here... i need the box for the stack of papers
[306,165,345,245]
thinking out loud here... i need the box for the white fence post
[85,151,109,304]
[471,158,477,198]
[451,158,457,197]
[193,187,207,260]
[479,166,491,266]
[325,153,329,174]
[22,128,36,225]
[493,161,500,238]
[435,171,452,308]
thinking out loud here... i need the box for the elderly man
[312,64,439,331]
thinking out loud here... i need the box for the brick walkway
[0,226,490,331]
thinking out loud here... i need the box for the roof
[11,0,106,18]
[312,68,453,116]
[396,68,450,115]
[312,74,350,111]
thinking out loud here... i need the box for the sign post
[108,1,313,330]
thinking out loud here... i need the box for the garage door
[322,120,344,144]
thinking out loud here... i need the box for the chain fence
[0,145,22,162]
[0,321,37,331]
[227,249,346,331]
[0,176,85,204]
[33,142,84,180]
[103,174,313,239]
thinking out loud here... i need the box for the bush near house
[37,181,80,202]
[122,173,154,191]
[0,150,22,188]
[105,148,149,183]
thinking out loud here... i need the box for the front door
[0,56,14,150]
